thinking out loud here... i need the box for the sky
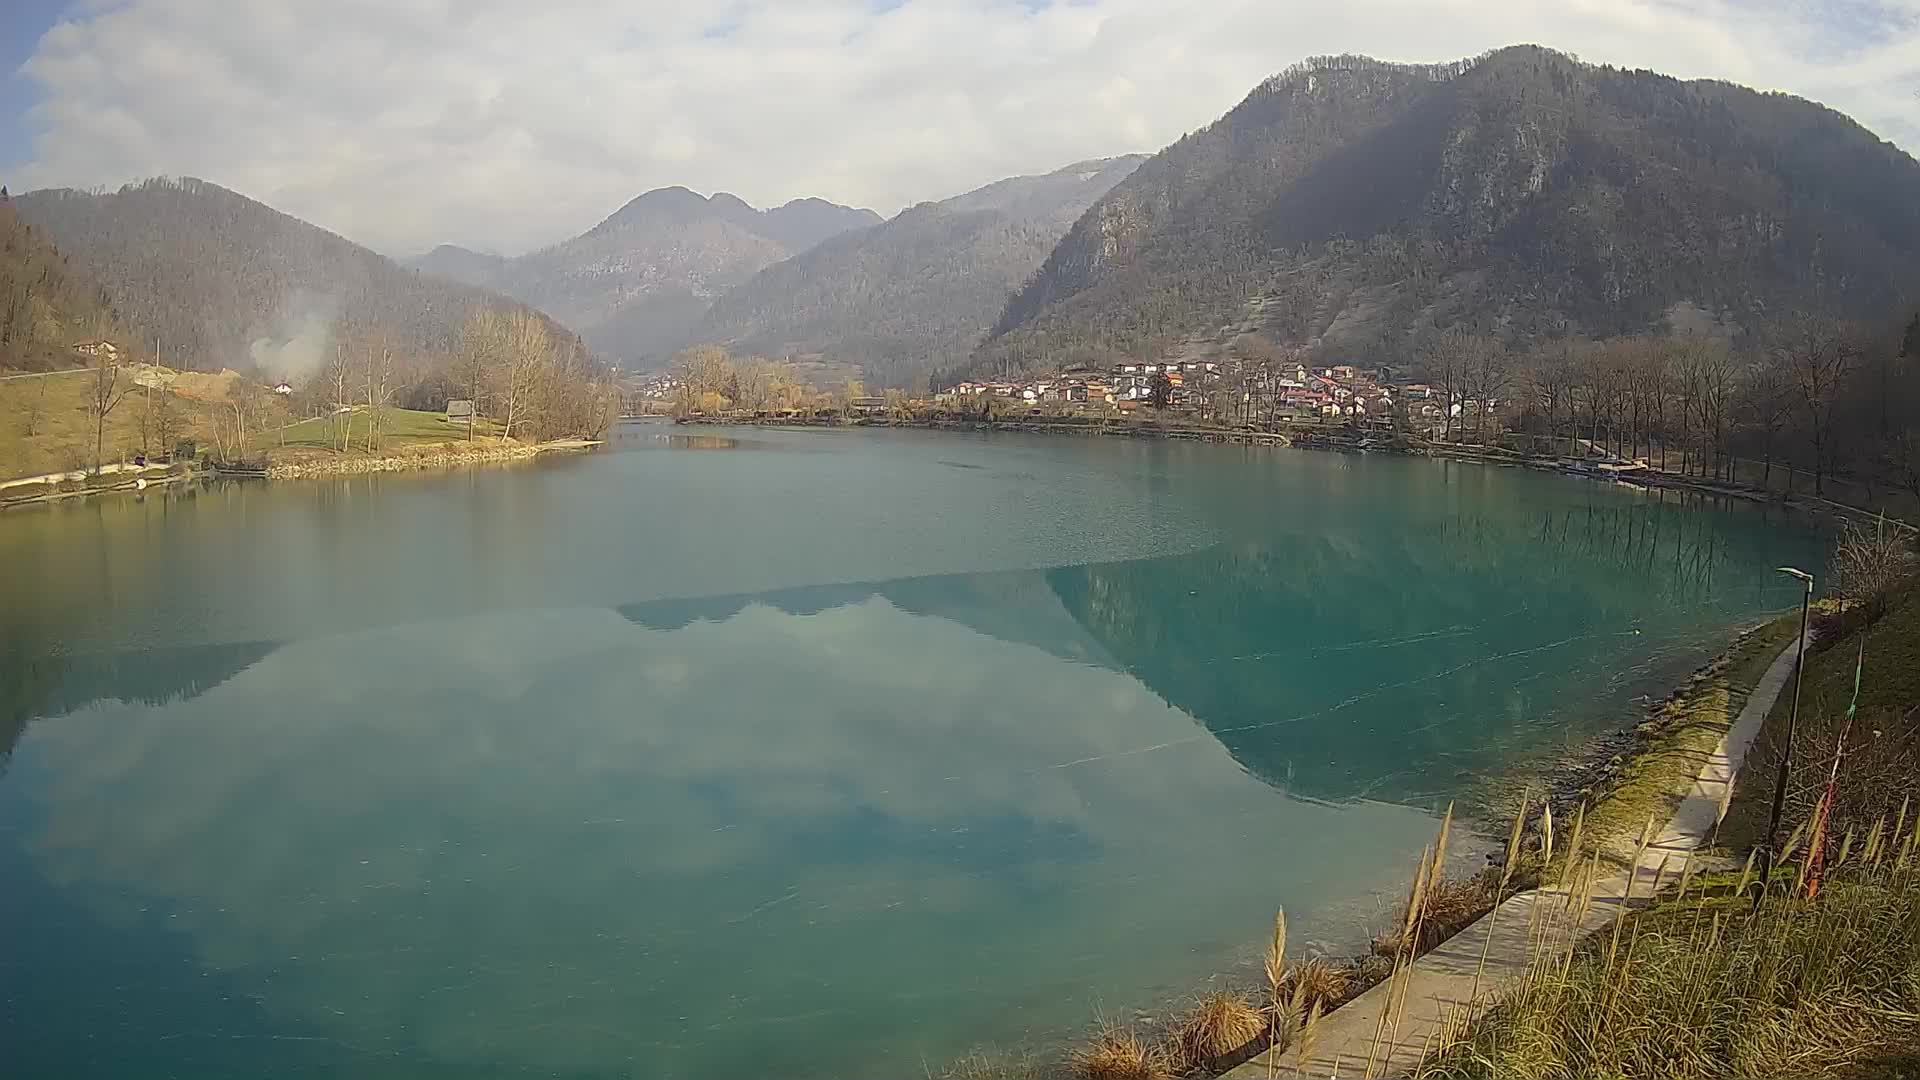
[1,0,1917,259]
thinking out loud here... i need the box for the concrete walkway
[0,459,176,492]
[1226,631,1806,1079]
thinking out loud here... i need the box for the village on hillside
[938,355,1442,427]
[626,346,1460,433]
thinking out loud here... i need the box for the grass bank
[0,368,225,480]
[1571,615,1803,859]
[0,365,517,487]
[1417,855,1920,1078]
[269,406,501,456]
[926,612,1823,1080]
[262,436,592,479]
[1720,585,1920,853]
[1412,584,1920,1079]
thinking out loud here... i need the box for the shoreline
[261,438,598,479]
[0,464,194,510]
[676,413,1894,530]
[943,614,1801,1080]
[0,439,600,509]
[676,411,1295,446]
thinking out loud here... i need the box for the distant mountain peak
[692,156,1145,388]
[411,184,879,364]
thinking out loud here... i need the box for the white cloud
[10,0,1920,256]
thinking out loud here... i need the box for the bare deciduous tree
[1830,515,1916,616]
[20,378,48,438]
[86,339,130,470]
[673,344,734,417]
[363,336,397,453]
[323,342,354,452]
[1784,322,1862,495]
[1737,355,1794,487]
[494,313,549,442]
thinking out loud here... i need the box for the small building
[71,339,120,362]
[445,399,476,425]
[272,383,294,396]
[848,395,889,415]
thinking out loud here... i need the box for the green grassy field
[0,370,225,481]
[271,407,502,453]
[1,368,509,483]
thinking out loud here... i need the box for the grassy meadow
[270,406,501,457]
[0,369,222,480]
[0,365,511,484]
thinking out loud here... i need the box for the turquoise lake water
[0,424,1827,1078]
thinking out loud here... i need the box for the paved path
[0,367,90,382]
[0,459,176,492]
[1225,632,1805,1079]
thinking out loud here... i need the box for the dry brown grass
[1376,875,1494,958]
[1283,957,1352,1011]
[1417,855,1920,1079]
[1070,1025,1171,1080]
[934,1047,1052,1080]
[1172,991,1265,1069]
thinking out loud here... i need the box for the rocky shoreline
[262,441,570,479]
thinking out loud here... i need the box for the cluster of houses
[940,359,1445,423]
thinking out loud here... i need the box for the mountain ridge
[12,177,576,376]
[966,46,1920,380]
[409,188,880,364]
[689,155,1147,388]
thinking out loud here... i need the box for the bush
[1830,516,1917,616]
[1172,992,1265,1071]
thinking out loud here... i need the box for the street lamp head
[1775,566,1814,587]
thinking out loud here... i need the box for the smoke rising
[248,291,337,383]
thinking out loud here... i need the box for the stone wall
[264,443,548,479]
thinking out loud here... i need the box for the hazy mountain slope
[691,156,1144,388]
[412,188,879,366]
[0,190,118,371]
[756,197,885,252]
[410,244,510,291]
[969,47,1920,378]
[13,178,567,376]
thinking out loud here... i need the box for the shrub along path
[1225,630,1809,1080]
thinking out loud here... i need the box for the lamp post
[1759,566,1814,896]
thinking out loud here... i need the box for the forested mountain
[691,156,1144,388]
[411,188,880,365]
[0,188,118,371]
[969,46,1920,379]
[12,178,567,375]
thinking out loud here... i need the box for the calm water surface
[0,424,1826,1079]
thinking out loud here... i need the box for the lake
[0,425,1827,1079]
